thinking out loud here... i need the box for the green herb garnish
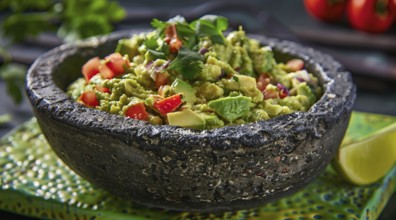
[167,47,203,81]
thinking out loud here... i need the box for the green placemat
[0,112,395,220]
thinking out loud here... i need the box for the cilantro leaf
[151,18,167,29]
[167,47,203,81]
[175,22,196,49]
[192,15,228,44]
[144,36,159,50]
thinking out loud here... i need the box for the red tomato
[99,63,115,79]
[164,24,182,53]
[286,59,305,72]
[348,0,395,33]
[82,57,100,82]
[304,0,347,22]
[256,73,271,91]
[263,89,279,100]
[153,94,183,116]
[125,102,149,121]
[95,85,110,93]
[105,53,130,75]
[79,91,99,107]
[155,72,169,89]
[392,0,396,11]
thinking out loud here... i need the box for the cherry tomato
[82,57,100,82]
[304,0,347,22]
[392,0,396,11]
[348,0,395,33]
[153,94,183,116]
[79,91,99,107]
[125,102,149,121]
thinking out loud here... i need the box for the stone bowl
[26,30,356,212]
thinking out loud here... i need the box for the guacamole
[67,15,322,129]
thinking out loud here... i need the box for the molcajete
[26,30,356,212]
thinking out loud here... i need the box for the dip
[67,15,322,129]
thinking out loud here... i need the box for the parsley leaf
[167,47,203,81]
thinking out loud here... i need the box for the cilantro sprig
[167,47,203,81]
[147,15,229,81]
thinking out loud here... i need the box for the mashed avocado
[67,15,322,129]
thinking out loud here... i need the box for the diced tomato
[277,83,290,99]
[155,72,169,89]
[263,89,279,100]
[79,91,99,107]
[125,102,149,121]
[95,85,110,93]
[105,53,130,75]
[257,73,271,91]
[99,63,115,79]
[286,59,304,72]
[82,57,100,82]
[164,24,182,53]
[153,94,183,116]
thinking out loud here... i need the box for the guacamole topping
[67,15,322,129]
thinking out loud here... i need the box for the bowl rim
[26,29,356,144]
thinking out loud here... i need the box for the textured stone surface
[26,30,356,212]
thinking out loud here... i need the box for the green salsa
[67,15,322,129]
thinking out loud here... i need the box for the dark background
[0,0,395,219]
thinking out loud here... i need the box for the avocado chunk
[198,112,225,129]
[115,39,138,58]
[208,96,251,122]
[171,79,197,104]
[167,109,205,129]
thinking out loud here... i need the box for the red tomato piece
[80,91,99,107]
[155,72,169,89]
[105,53,130,75]
[304,0,347,22]
[164,24,182,53]
[257,73,271,91]
[95,85,110,93]
[348,0,394,33]
[82,57,100,82]
[99,63,115,79]
[263,89,279,100]
[286,59,305,72]
[125,102,149,121]
[153,94,183,116]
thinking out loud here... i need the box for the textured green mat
[0,112,395,220]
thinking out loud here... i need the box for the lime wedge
[334,112,396,185]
